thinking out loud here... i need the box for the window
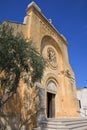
[78,100,81,108]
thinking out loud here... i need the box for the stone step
[41,121,64,126]
[34,118,87,130]
[42,124,67,128]
[71,126,87,130]
[43,118,87,125]
[43,119,87,125]
[41,126,69,130]
[67,123,87,129]
[41,123,87,130]
[47,118,87,122]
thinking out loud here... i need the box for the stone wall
[0,81,43,130]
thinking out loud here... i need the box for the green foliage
[0,23,46,91]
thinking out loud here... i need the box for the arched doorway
[46,80,57,118]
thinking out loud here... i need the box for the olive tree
[0,24,46,108]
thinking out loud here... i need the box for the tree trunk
[0,72,20,108]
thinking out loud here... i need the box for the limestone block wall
[23,2,79,117]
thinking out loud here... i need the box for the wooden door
[47,92,55,118]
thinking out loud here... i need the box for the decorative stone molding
[60,69,75,79]
[46,80,57,93]
[47,47,58,68]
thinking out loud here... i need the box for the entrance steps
[34,118,87,130]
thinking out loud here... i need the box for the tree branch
[0,72,20,108]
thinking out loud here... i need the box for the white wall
[77,88,87,117]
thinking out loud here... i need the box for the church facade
[21,2,79,117]
[0,2,79,129]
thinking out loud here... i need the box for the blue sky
[0,0,87,87]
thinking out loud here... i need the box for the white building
[77,87,87,117]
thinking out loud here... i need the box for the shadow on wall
[0,112,20,130]
[0,86,38,130]
[0,110,38,130]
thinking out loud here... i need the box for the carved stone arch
[41,35,63,70]
[40,35,62,56]
[46,73,58,84]
[46,79,57,93]
[45,73,59,87]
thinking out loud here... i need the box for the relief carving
[47,47,58,68]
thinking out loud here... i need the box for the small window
[78,100,81,108]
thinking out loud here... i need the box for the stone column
[35,82,47,128]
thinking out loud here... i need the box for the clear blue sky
[0,0,87,88]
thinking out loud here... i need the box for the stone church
[21,2,78,117]
[0,2,80,130]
